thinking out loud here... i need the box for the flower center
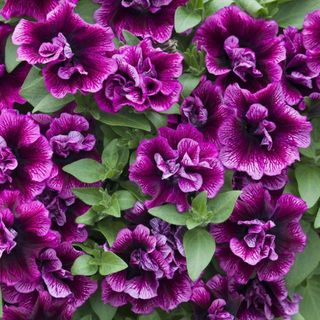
[0,136,18,184]
[230,218,278,265]
[37,189,68,227]
[39,32,74,62]
[286,53,317,89]
[181,96,208,127]
[245,280,273,317]
[0,209,17,258]
[121,0,172,12]
[245,103,276,151]
[224,35,262,82]
[49,131,95,158]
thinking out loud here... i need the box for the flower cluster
[0,107,99,318]
[0,1,319,319]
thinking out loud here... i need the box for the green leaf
[96,219,126,245]
[75,0,99,23]
[179,73,200,98]
[183,228,216,281]
[71,255,98,276]
[174,6,202,33]
[76,208,98,225]
[274,0,320,28]
[286,224,320,289]
[295,164,320,208]
[122,30,140,45]
[207,191,241,224]
[90,291,117,320]
[297,275,320,320]
[99,252,128,276]
[145,111,167,129]
[148,205,189,226]
[72,188,103,206]
[293,313,305,320]
[105,194,121,218]
[102,139,120,168]
[0,287,2,318]
[20,67,74,113]
[160,103,180,115]
[5,34,20,72]
[192,191,208,217]
[97,109,151,132]
[205,0,234,16]
[235,0,267,17]
[314,207,320,229]
[138,311,161,320]
[114,190,136,210]
[63,159,106,183]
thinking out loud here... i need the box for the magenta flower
[218,83,312,180]
[180,77,225,145]
[1,0,77,21]
[129,124,224,212]
[0,23,30,109]
[210,183,307,284]
[2,290,73,320]
[102,224,191,314]
[205,275,301,320]
[2,257,96,320]
[232,169,288,192]
[0,190,59,287]
[95,39,183,113]
[94,0,188,43]
[282,27,320,109]
[36,112,97,241]
[46,112,96,158]
[0,110,53,197]
[191,280,234,319]
[303,9,320,74]
[12,1,117,98]
[194,6,285,91]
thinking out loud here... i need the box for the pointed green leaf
[295,164,320,208]
[71,255,98,276]
[63,159,106,183]
[72,188,103,206]
[183,228,216,281]
[148,205,189,226]
[207,191,241,224]
[5,34,20,72]
[99,252,128,276]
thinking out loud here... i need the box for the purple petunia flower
[0,109,53,197]
[0,190,59,288]
[129,124,224,212]
[1,0,77,21]
[95,39,183,113]
[46,112,96,158]
[281,26,320,109]
[194,6,285,91]
[210,183,307,284]
[191,280,235,319]
[303,9,320,75]
[218,83,312,180]
[0,23,30,110]
[232,169,288,192]
[36,112,97,242]
[205,275,301,320]
[2,288,74,320]
[12,1,117,98]
[94,0,188,43]
[180,77,225,145]
[2,242,97,320]
[102,224,191,314]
